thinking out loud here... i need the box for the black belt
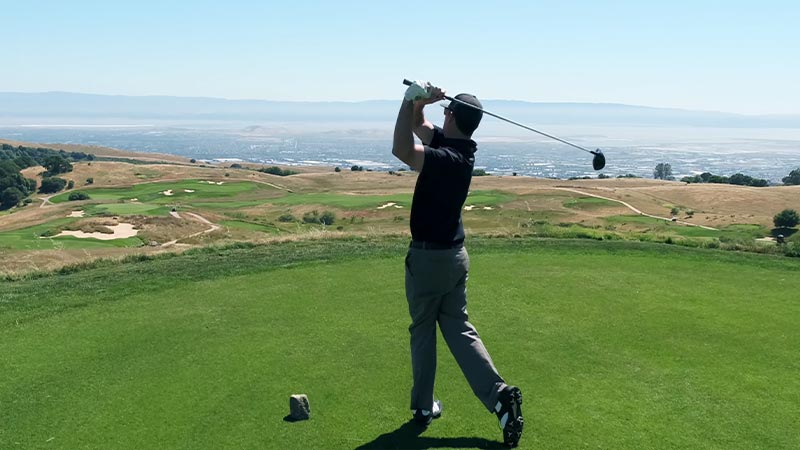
[409,240,464,250]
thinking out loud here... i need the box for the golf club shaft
[402,79,594,155]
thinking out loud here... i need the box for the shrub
[259,166,298,176]
[351,165,364,172]
[39,177,67,194]
[190,158,197,163]
[278,213,296,222]
[334,166,341,172]
[68,191,91,201]
[86,177,94,185]
[472,168,488,176]
[302,210,336,225]
[319,211,336,225]
[67,180,75,189]
[774,209,800,228]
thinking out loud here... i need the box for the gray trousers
[405,245,506,412]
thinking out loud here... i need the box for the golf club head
[591,149,606,171]
[589,148,606,170]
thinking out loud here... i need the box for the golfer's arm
[412,102,434,145]
[392,100,425,171]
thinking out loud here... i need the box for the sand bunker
[464,205,475,211]
[67,211,85,218]
[52,223,139,240]
[483,207,494,210]
[130,198,139,202]
[184,189,195,193]
[377,202,403,210]
[200,181,225,185]
[162,190,174,196]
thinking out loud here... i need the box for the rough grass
[563,196,618,209]
[2,238,799,449]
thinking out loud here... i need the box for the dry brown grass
[0,138,189,163]
[5,137,800,276]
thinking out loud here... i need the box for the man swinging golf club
[392,80,524,448]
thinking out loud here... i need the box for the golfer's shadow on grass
[354,420,502,450]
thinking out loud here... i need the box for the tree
[1,187,24,209]
[39,177,67,194]
[42,155,73,176]
[68,191,91,201]
[653,163,673,180]
[67,180,75,189]
[86,177,94,185]
[334,166,341,173]
[783,168,800,186]
[774,209,800,228]
[472,169,488,176]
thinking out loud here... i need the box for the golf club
[403,79,606,170]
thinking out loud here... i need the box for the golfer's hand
[404,80,446,104]
[415,85,446,106]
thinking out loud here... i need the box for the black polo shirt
[410,126,476,244]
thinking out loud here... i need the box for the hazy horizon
[2,1,799,115]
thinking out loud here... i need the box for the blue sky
[2,0,799,114]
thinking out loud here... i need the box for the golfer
[391,81,524,448]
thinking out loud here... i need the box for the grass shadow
[771,227,798,238]
[354,420,502,450]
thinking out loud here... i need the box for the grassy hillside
[2,137,800,276]
[2,238,799,449]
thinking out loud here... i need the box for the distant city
[1,91,799,182]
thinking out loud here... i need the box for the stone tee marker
[289,394,311,421]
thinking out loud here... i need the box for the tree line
[653,162,800,186]
[0,144,93,209]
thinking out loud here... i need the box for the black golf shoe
[495,386,523,447]
[412,399,442,427]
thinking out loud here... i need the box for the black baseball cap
[447,94,483,135]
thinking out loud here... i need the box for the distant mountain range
[1,91,799,128]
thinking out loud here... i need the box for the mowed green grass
[1,239,799,449]
[49,180,263,204]
[0,218,143,249]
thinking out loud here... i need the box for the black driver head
[591,149,606,170]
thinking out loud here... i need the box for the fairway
[49,180,263,204]
[1,239,799,449]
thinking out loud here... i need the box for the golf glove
[404,80,432,101]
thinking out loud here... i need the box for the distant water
[3,124,800,182]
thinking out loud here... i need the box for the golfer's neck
[442,124,470,140]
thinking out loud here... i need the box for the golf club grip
[402,79,455,101]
